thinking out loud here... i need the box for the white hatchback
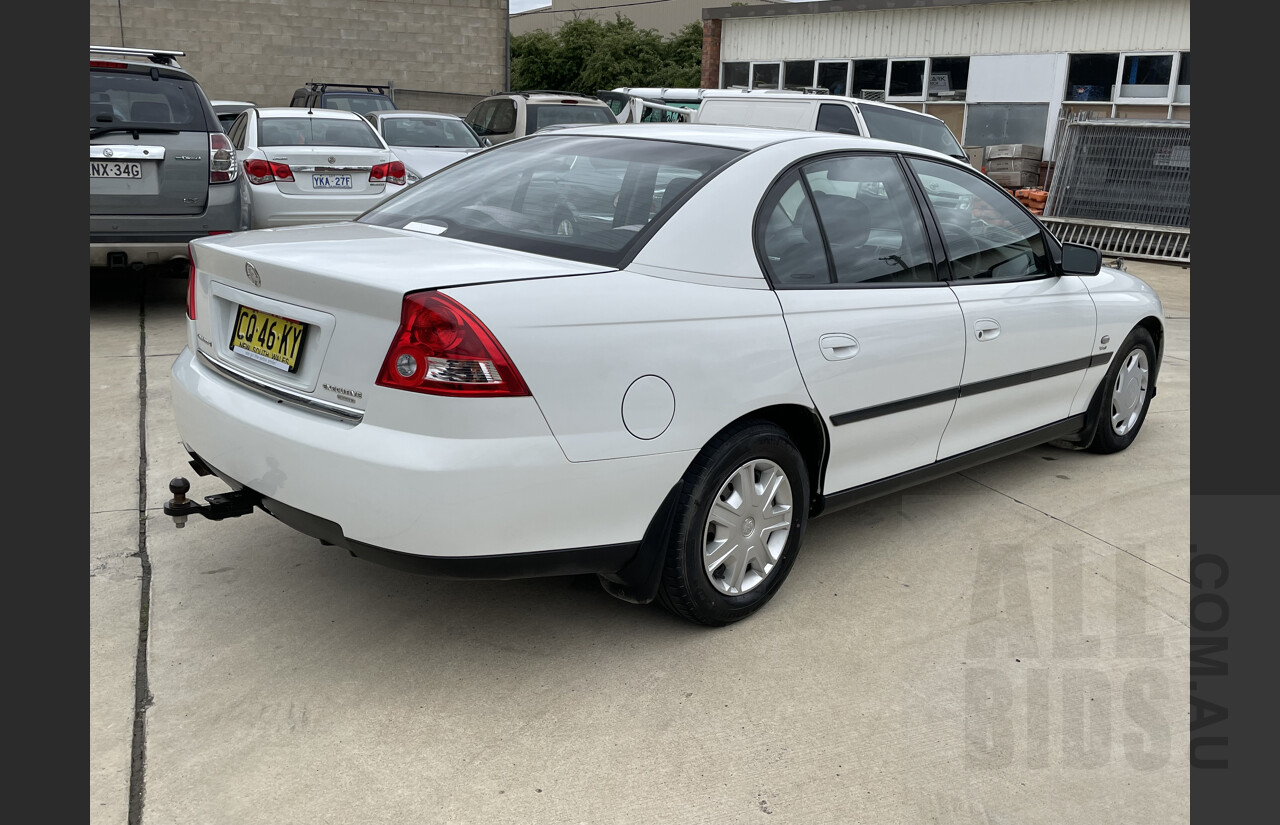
[166,124,1165,626]
[223,106,407,229]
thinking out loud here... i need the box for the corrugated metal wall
[720,0,1191,61]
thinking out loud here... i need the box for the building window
[784,61,815,91]
[722,62,749,89]
[1117,52,1176,102]
[888,58,926,100]
[752,62,781,89]
[964,103,1050,148]
[1175,52,1190,104]
[817,61,850,96]
[928,57,969,100]
[852,59,887,100]
[1065,53,1120,102]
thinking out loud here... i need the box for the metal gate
[1043,117,1190,264]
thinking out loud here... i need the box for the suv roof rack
[304,82,391,93]
[90,45,185,67]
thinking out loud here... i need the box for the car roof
[370,110,462,120]
[512,121,962,161]
[254,107,373,121]
[489,91,610,104]
[698,89,949,124]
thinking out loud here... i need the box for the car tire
[1087,326,1156,454]
[657,421,809,626]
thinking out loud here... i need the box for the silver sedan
[225,106,408,229]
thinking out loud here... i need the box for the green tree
[511,15,702,93]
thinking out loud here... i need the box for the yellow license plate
[229,306,306,372]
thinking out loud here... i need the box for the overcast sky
[510,0,550,13]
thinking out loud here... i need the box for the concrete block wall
[89,0,509,108]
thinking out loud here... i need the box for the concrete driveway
[90,259,1190,824]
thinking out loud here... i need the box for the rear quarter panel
[447,270,812,463]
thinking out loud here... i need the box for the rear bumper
[168,346,692,564]
[184,461,642,580]
[90,181,246,267]
[248,185,403,229]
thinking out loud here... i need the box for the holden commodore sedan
[164,124,1164,626]
[223,106,406,229]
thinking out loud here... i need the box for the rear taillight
[376,292,529,397]
[209,133,238,183]
[244,158,294,185]
[186,252,196,320]
[370,160,406,186]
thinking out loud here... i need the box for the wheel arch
[596,402,828,607]
[1073,316,1163,450]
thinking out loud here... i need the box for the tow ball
[163,477,262,528]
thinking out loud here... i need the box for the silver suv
[90,46,246,271]
[463,91,617,145]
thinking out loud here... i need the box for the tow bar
[163,477,262,528]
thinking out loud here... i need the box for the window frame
[886,58,929,102]
[1114,51,1181,104]
[755,151,946,290]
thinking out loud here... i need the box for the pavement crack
[128,278,154,825]
[957,471,1190,586]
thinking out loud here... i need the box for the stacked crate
[984,144,1043,189]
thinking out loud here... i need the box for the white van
[693,89,969,164]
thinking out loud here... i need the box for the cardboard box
[986,143,1043,161]
[987,169,1041,188]
[985,157,1041,175]
[963,146,985,168]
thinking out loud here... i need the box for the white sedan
[364,109,487,183]
[165,124,1165,626]
[223,106,407,229]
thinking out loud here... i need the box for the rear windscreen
[90,71,210,131]
[259,117,383,148]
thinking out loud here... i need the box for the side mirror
[1060,242,1102,276]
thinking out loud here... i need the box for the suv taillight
[244,159,294,184]
[370,160,406,186]
[209,133,238,183]
[376,292,529,397]
[186,251,197,320]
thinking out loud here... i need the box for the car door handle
[819,333,859,361]
[974,319,1001,341]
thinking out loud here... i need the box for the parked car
[222,107,407,229]
[164,123,1164,627]
[364,110,487,183]
[597,87,702,123]
[210,99,256,132]
[90,45,245,271]
[290,82,397,116]
[694,89,970,163]
[463,91,617,145]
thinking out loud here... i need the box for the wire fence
[1043,115,1190,263]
